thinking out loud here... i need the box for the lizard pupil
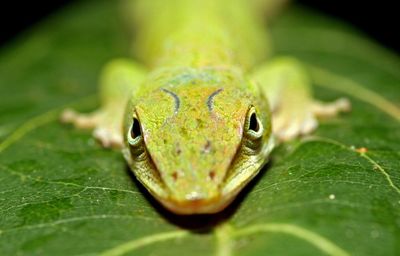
[131,118,142,139]
[249,112,260,132]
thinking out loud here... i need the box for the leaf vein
[99,230,189,256]
[0,95,96,153]
[232,223,350,256]
[0,214,151,234]
[303,136,400,195]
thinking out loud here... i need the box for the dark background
[0,0,398,54]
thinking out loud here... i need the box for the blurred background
[0,0,398,54]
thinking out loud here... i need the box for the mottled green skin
[122,0,275,214]
[63,0,343,214]
[128,0,270,69]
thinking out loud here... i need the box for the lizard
[61,0,350,214]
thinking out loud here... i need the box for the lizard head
[122,68,274,214]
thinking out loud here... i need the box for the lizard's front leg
[61,59,147,148]
[251,57,350,141]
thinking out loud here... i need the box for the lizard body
[62,0,349,214]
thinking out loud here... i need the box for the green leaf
[1,1,399,255]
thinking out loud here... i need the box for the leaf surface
[0,1,399,255]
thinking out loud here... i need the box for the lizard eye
[245,107,263,140]
[128,117,142,146]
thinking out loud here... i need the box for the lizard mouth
[157,194,236,215]
[157,136,274,215]
[123,135,274,215]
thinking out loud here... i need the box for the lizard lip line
[157,193,235,215]
[142,132,275,214]
[147,135,275,214]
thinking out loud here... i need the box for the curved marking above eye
[206,88,223,111]
[161,88,180,114]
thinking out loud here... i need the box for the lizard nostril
[203,140,211,153]
[209,170,216,180]
[171,171,178,181]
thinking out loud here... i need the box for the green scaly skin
[122,0,274,214]
[62,0,349,214]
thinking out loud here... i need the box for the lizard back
[128,0,271,69]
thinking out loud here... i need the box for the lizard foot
[61,108,123,148]
[312,97,351,117]
[273,98,351,142]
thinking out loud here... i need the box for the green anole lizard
[61,0,350,214]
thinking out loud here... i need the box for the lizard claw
[93,127,123,148]
[273,97,350,142]
[61,108,123,149]
[312,97,351,117]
